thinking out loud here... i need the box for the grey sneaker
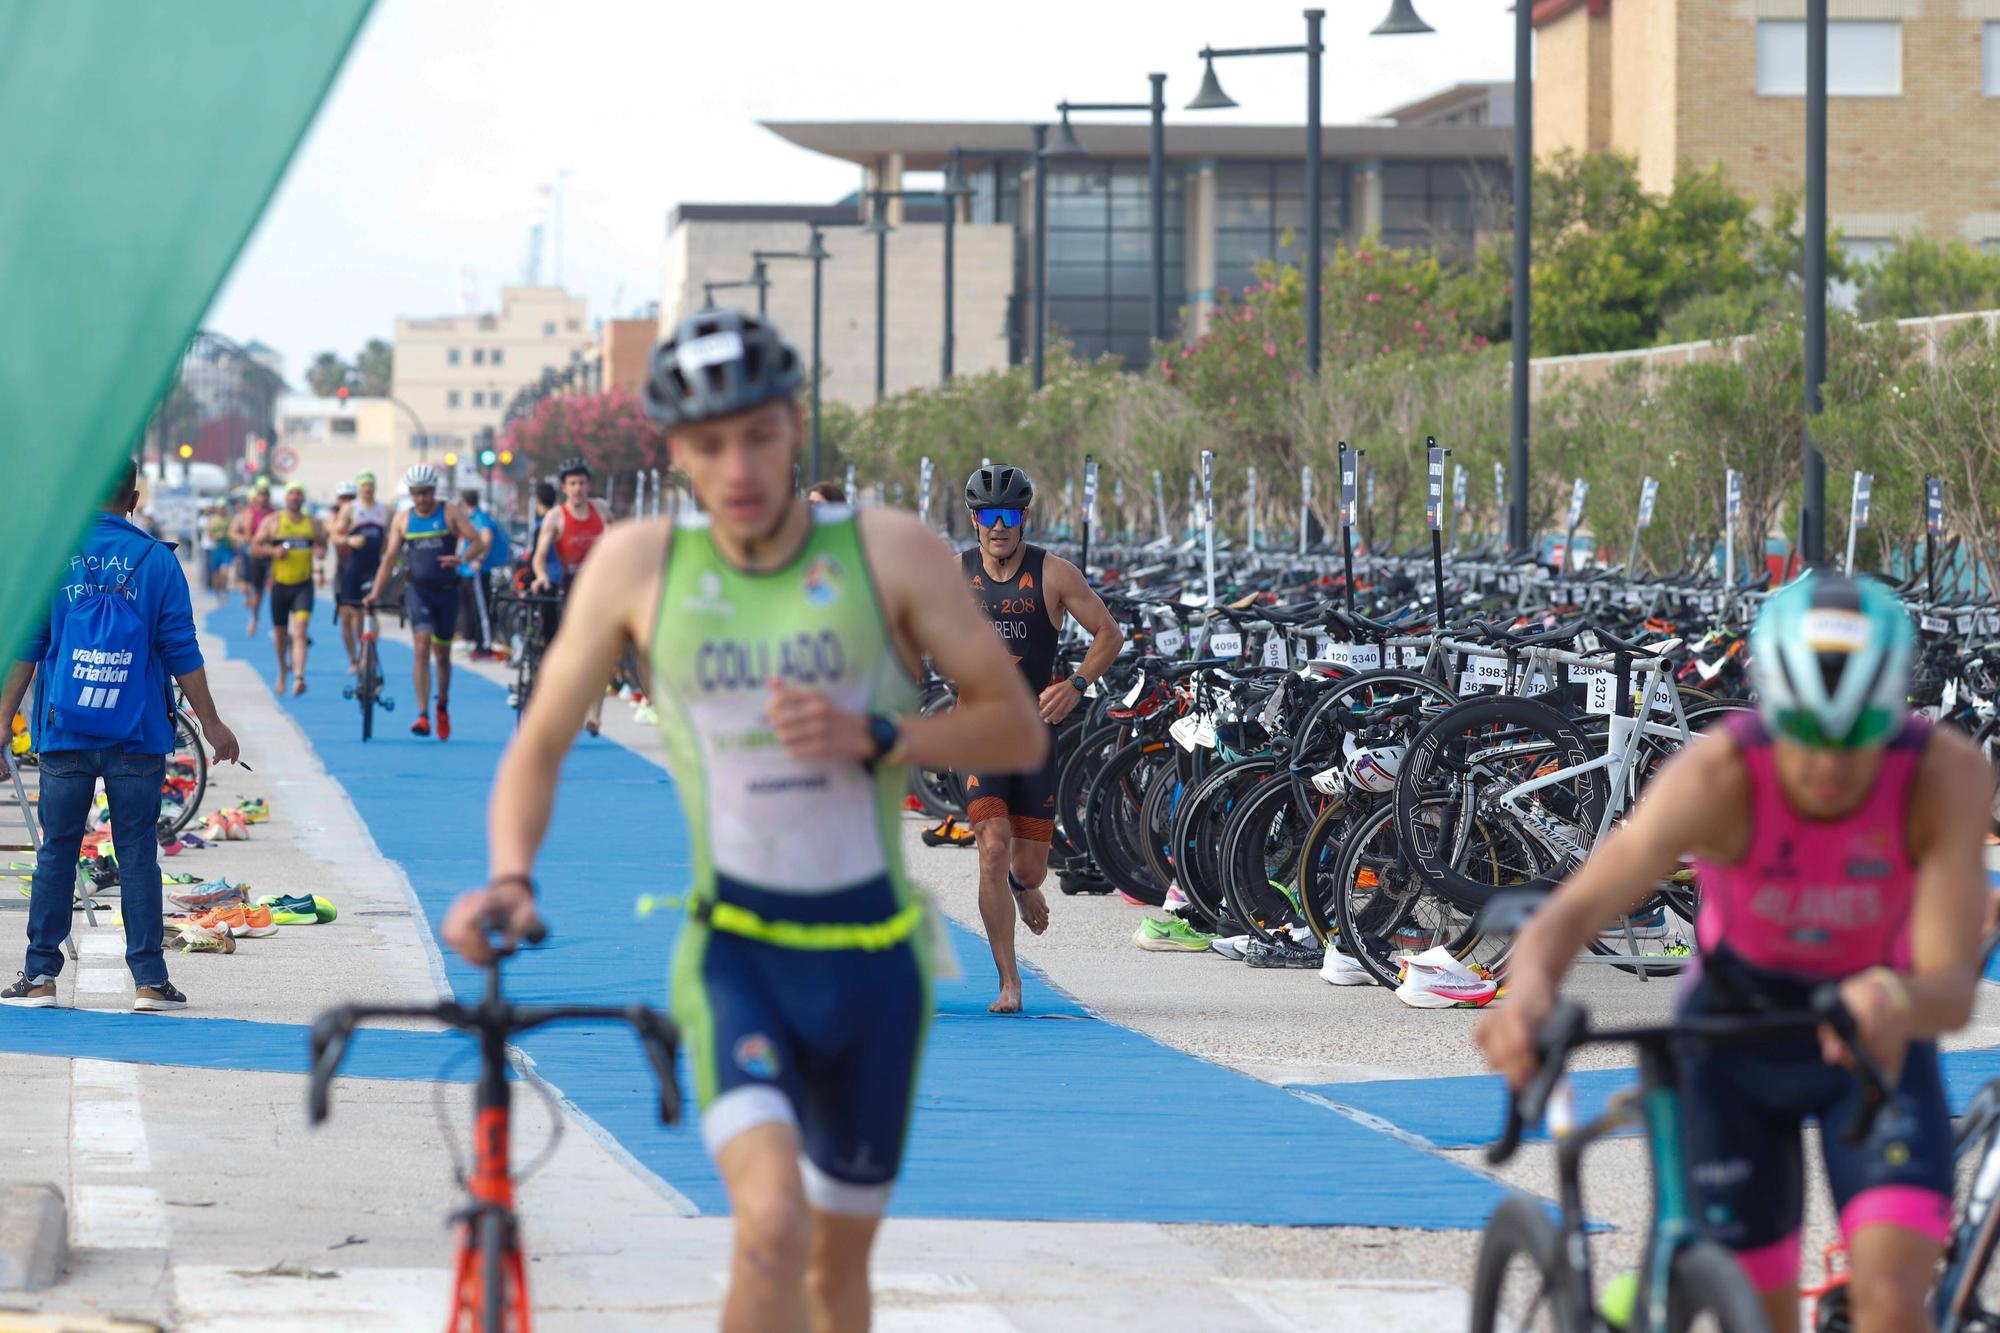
[0,972,56,1007]
[1244,937,1325,969]
[133,981,188,1012]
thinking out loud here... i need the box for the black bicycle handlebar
[307,925,681,1130]
[1487,985,1891,1165]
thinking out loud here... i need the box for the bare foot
[1016,887,1050,935]
[292,676,308,696]
[988,983,1022,1014]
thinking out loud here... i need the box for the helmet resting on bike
[557,456,591,481]
[404,463,439,490]
[964,464,1034,511]
[1748,570,1912,749]
[641,308,804,429]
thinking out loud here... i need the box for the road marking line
[75,969,128,994]
[72,1185,168,1249]
[73,1096,150,1173]
[875,1307,1017,1332]
[1222,1278,1469,1331]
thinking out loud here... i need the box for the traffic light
[177,443,193,460]
[498,450,514,466]
[336,385,350,405]
[479,448,497,467]
[444,452,459,467]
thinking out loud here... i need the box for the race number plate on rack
[1156,627,1186,656]
[1209,631,1243,659]
[1314,642,1382,671]
[1457,657,1507,696]
[1584,669,1675,716]
[1262,635,1290,669]
[1921,615,1950,634]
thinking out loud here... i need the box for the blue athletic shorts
[1676,953,1954,1289]
[405,581,459,639]
[670,874,931,1216]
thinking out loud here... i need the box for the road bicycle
[1472,939,1889,1332]
[309,926,680,1332]
[494,590,562,726]
[339,604,394,741]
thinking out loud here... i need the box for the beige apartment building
[391,285,593,456]
[273,393,398,502]
[1534,0,2000,258]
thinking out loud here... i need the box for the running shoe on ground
[168,881,248,913]
[1133,917,1215,952]
[133,981,188,1012]
[1209,934,1250,961]
[1320,948,1374,987]
[436,704,451,741]
[1162,883,1190,914]
[632,703,659,725]
[235,798,269,824]
[1,972,56,1007]
[174,925,235,955]
[1394,946,1500,1009]
[223,811,250,841]
[258,893,338,923]
[176,832,215,851]
[1245,936,1324,969]
[411,713,431,738]
[158,836,181,858]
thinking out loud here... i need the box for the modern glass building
[662,85,1511,399]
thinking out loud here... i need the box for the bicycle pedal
[380,698,395,712]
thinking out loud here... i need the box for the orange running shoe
[435,703,451,742]
[232,904,278,938]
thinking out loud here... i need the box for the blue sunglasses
[974,507,1026,529]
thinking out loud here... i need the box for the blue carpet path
[0,596,1512,1227]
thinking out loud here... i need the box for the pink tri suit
[1680,712,1952,1291]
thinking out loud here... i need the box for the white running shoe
[1320,948,1373,986]
[1394,945,1500,1009]
[1162,883,1190,914]
[1210,935,1250,961]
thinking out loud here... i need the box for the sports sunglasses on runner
[973,507,1026,529]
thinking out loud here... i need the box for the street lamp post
[757,225,833,479]
[1031,124,1049,391]
[1801,0,1829,566]
[1371,0,1532,553]
[1044,73,1172,344]
[1188,11,1325,376]
[863,191,891,402]
[706,265,772,315]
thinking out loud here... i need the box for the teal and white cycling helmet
[1748,570,1913,749]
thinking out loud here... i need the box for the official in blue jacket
[0,460,240,1011]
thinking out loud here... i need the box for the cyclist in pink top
[1479,571,1993,1333]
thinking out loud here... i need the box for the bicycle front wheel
[166,710,207,835]
[359,643,377,742]
[1469,1193,1583,1333]
[1667,1239,1770,1332]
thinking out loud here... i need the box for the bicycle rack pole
[1338,441,1357,617]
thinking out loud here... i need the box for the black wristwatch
[866,713,902,765]
[1069,673,1089,694]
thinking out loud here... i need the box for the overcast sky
[206,0,1515,383]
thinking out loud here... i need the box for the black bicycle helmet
[557,456,591,481]
[642,307,804,428]
[964,464,1035,511]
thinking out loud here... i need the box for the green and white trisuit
[650,504,933,1216]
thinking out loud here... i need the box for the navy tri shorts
[962,730,1059,842]
[405,580,460,639]
[1676,954,1954,1290]
[670,875,931,1216]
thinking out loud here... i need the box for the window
[566,318,580,331]
[1041,162,1187,368]
[447,390,461,408]
[330,417,356,436]
[472,348,485,365]
[1986,23,2000,96]
[447,347,462,365]
[1756,20,1902,96]
[1832,235,1893,310]
[1214,161,1349,298]
[1378,161,1506,254]
[471,391,484,407]
[491,347,504,365]
[542,322,555,337]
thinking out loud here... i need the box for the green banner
[0,0,374,664]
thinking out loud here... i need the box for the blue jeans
[25,748,167,987]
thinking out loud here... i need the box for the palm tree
[305,351,349,397]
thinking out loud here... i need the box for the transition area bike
[309,927,680,1332]
[339,604,394,741]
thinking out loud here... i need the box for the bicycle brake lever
[633,1010,683,1126]
[1812,984,1892,1147]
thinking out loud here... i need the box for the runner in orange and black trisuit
[957,464,1123,1013]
